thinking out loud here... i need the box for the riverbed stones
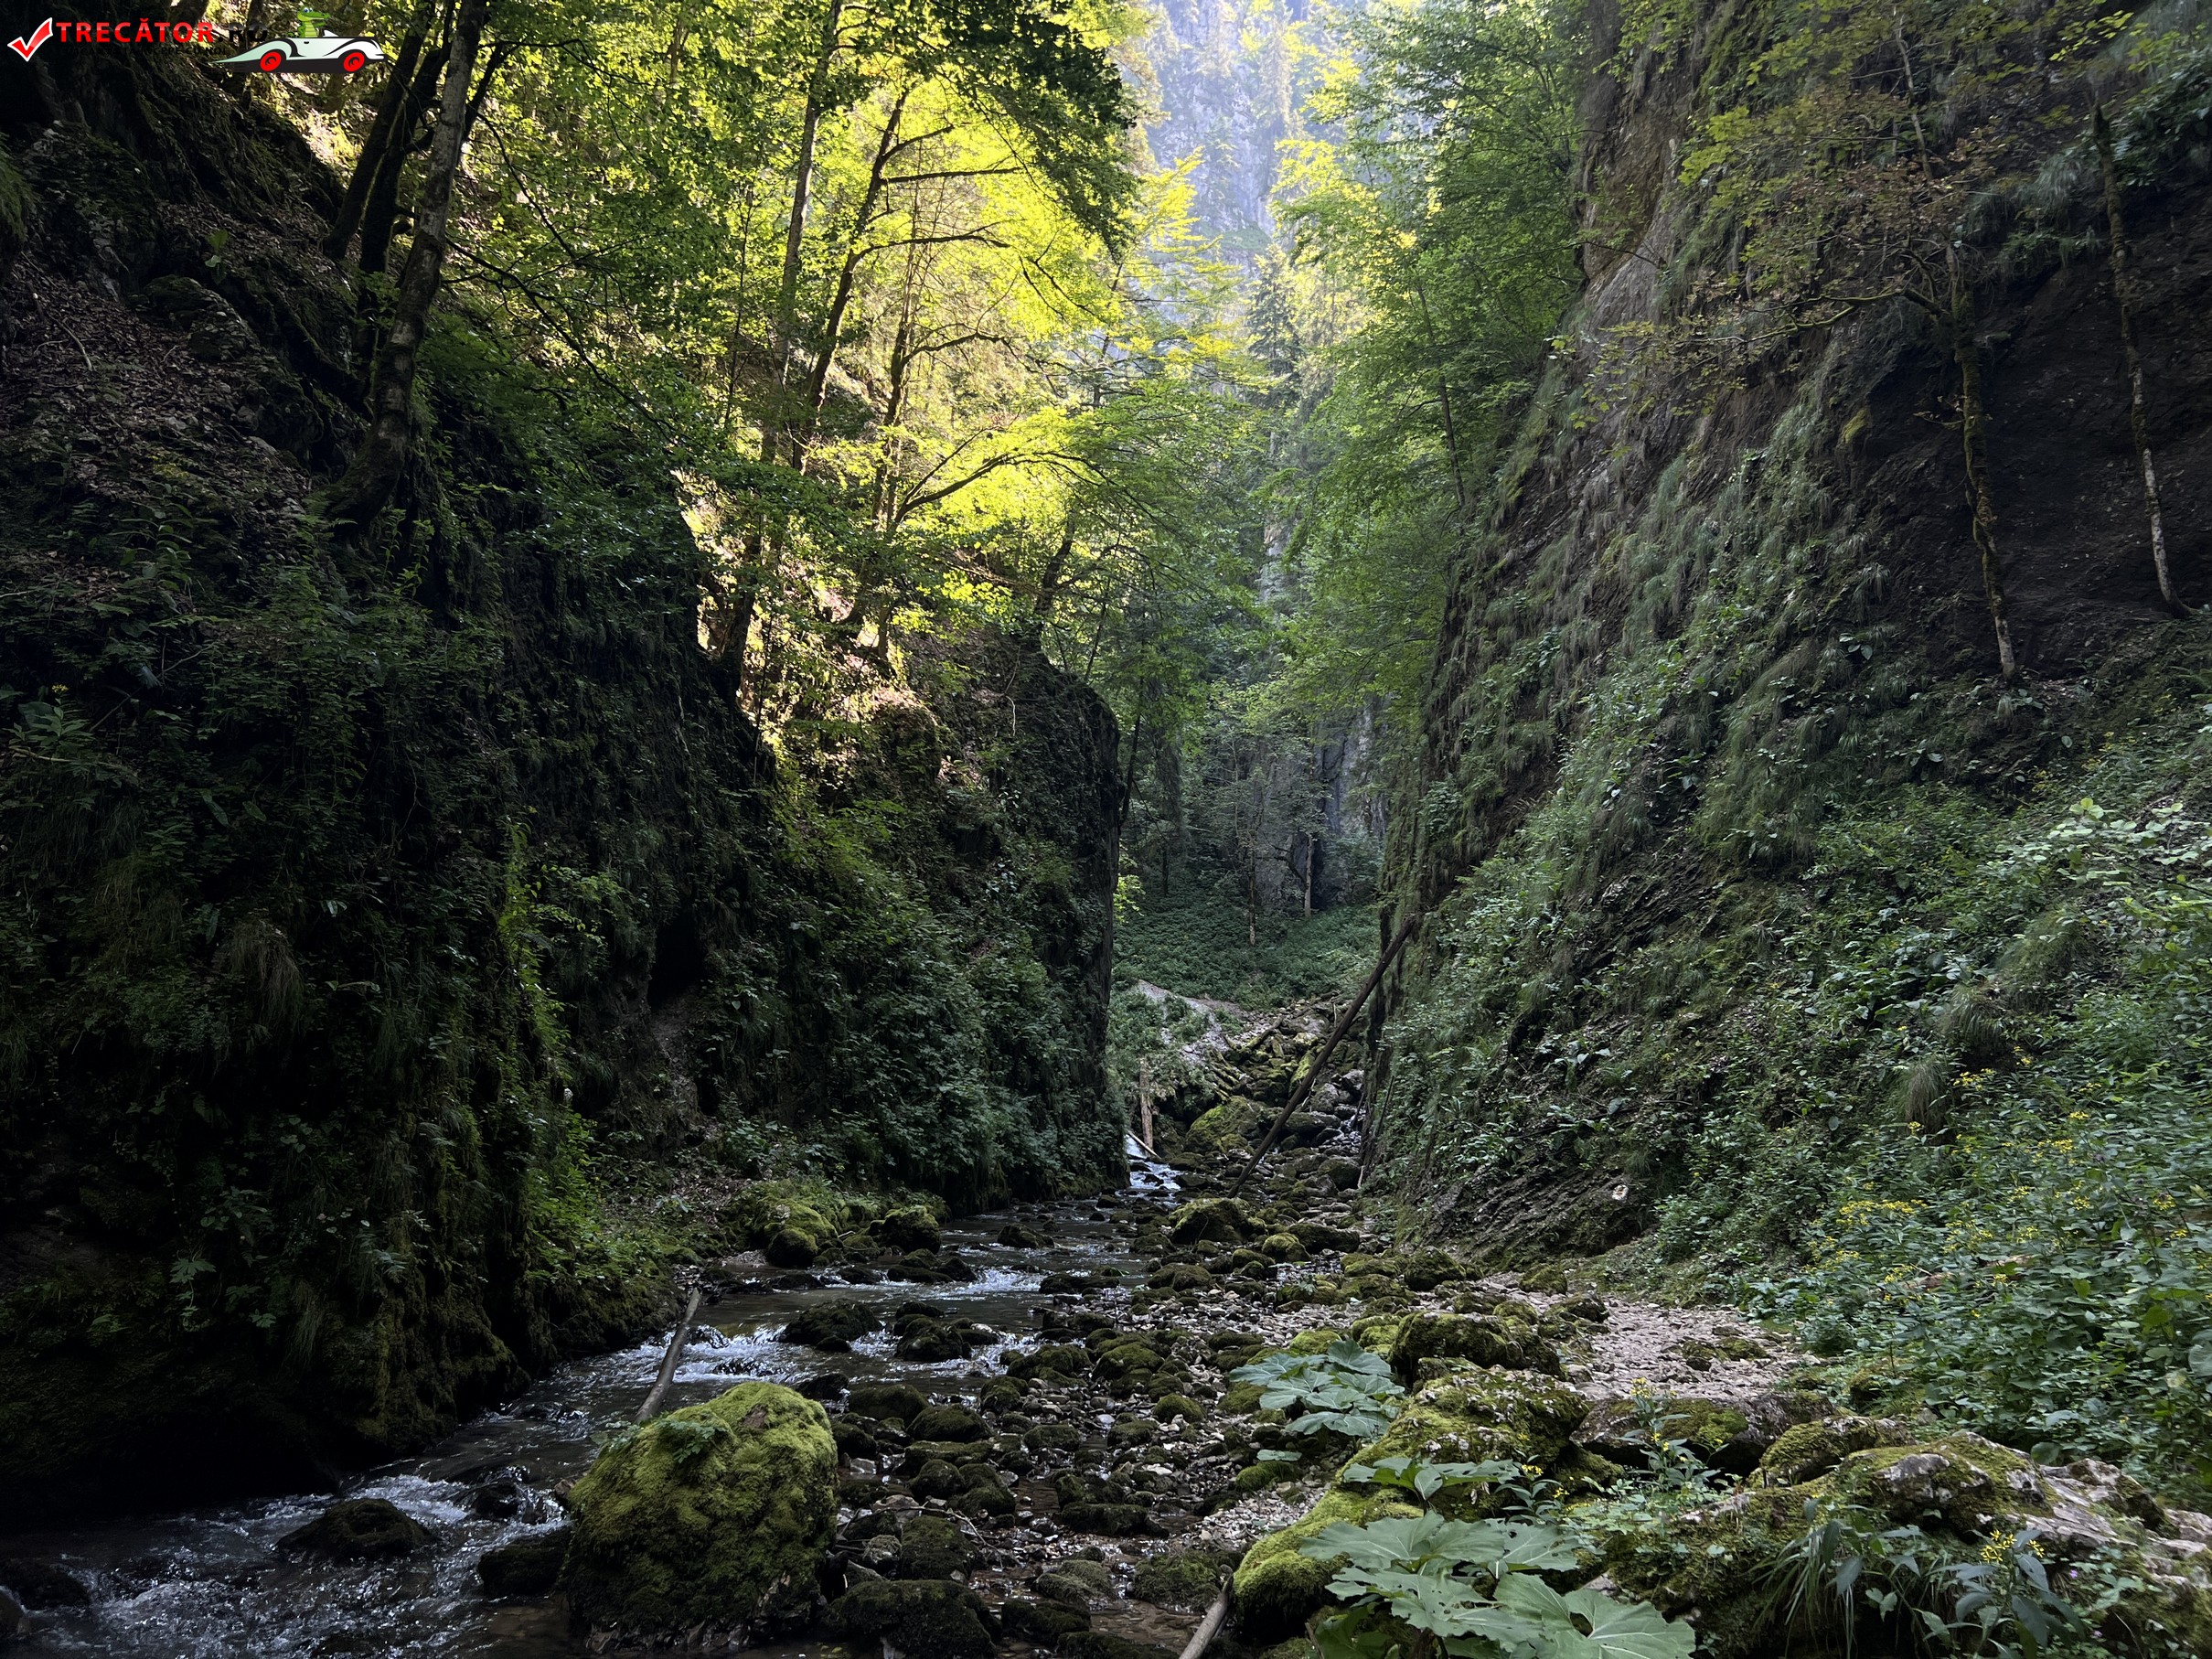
[476,1526,570,1596]
[559,1381,836,1634]
[278,1499,438,1560]
[1131,1548,1231,1609]
[1169,1199,1251,1247]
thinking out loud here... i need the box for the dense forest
[2,0,2210,1653]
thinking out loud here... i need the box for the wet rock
[1024,1423,1084,1452]
[1148,1263,1213,1291]
[781,1300,882,1350]
[1061,1632,1181,1659]
[765,1226,821,1268]
[279,1499,439,1560]
[1059,1503,1155,1536]
[1040,1271,1094,1293]
[797,1372,850,1401]
[980,1378,1025,1414]
[1289,1222,1360,1253]
[0,1587,24,1641]
[1010,1344,1090,1382]
[476,1526,570,1597]
[910,1403,990,1442]
[1153,1394,1202,1424]
[1035,1557,1115,1606]
[999,1597,1092,1641]
[911,1458,965,1501]
[850,1381,928,1424]
[898,1321,977,1361]
[998,1222,1053,1247]
[469,1469,537,1520]
[828,1578,998,1659]
[560,1382,837,1633]
[0,1557,91,1610]
[954,1473,1018,1517]
[897,1515,976,1579]
[1107,1418,1156,1450]
[1132,1549,1230,1610]
[833,1419,881,1459]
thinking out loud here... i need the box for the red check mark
[8,16,55,60]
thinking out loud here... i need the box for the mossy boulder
[1234,1491,1421,1637]
[1753,1413,1916,1487]
[1133,1548,1232,1609]
[1170,1199,1253,1247]
[1286,1327,1348,1356]
[1351,1370,1588,1481]
[1259,1233,1309,1262]
[560,1383,837,1634]
[1608,1431,2212,1659]
[1386,1312,1561,1384]
[1037,1557,1116,1606]
[897,1515,976,1579]
[849,1380,928,1423]
[278,1498,437,1559]
[877,1205,945,1251]
[828,1578,998,1659]
[909,1402,989,1441]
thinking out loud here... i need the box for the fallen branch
[636,1284,704,1424]
[1178,1580,1234,1659]
[1230,915,1418,1198]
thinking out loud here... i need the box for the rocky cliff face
[1372,0,2212,1259]
[0,44,1119,1515]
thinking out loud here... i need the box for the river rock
[278,1499,438,1559]
[1035,1556,1115,1606]
[876,1206,944,1251]
[765,1226,820,1268]
[0,1586,24,1641]
[999,1596,1092,1641]
[897,1320,974,1361]
[1059,1502,1154,1536]
[477,1526,570,1596]
[828,1579,997,1659]
[559,1382,836,1634]
[997,1222,1053,1247]
[896,1515,975,1579]
[909,1403,988,1441]
[0,1557,91,1609]
[1168,1199,1250,1247]
[850,1380,927,1424]
[781,1300,881,1350]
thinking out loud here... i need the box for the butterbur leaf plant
[1232,1341,1408,1440]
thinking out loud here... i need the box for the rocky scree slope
[0,46,1121,1517]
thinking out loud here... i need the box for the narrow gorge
[2,0,2209,1655]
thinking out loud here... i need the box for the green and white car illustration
[216,31,386,74]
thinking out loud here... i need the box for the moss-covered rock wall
[0,43,1119,1515]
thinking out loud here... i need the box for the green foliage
[1301,1511,1694,1659]
[1115,867,1376,1005]
[1232,1340,1406,1440]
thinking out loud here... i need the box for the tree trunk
[358,39,452,280]
[2093,102,2177,611]
[326,0,438,262]
[324,0,490,539]
[766,0,846,455]
[1952,294,2016,680]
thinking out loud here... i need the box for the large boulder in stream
[560,1382,837,1637]
[278,1498,438,1559]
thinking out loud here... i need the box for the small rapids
[2,1149,1178,1659]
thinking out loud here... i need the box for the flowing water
[4,1147,1179,1658]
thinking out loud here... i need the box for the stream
[2,1148,1180,1659]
